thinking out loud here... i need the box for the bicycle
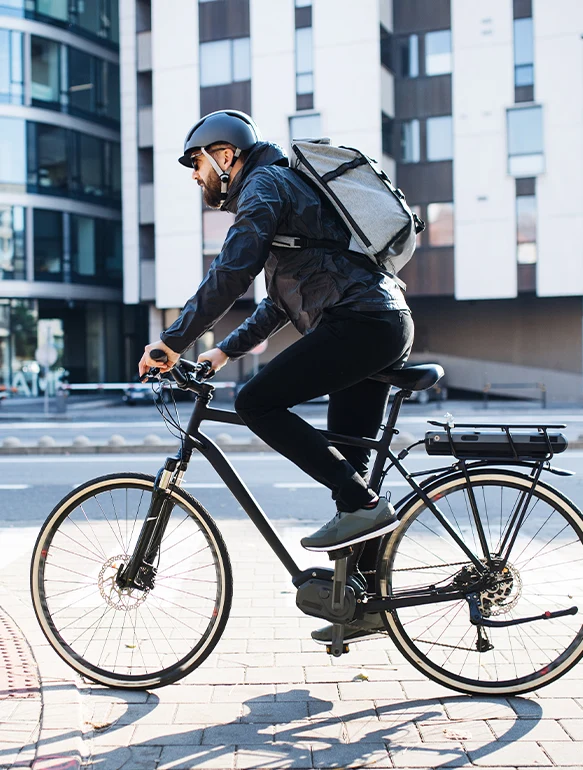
[30,354,582,696]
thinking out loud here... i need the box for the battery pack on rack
[425,428,568,459]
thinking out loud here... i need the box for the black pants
[235,307,414,573]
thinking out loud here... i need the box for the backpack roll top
[289,139,423,277]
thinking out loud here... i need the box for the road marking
[0,484,29,489]
[182,482,226,489]
[274,482,321,489]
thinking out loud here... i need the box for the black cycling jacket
[160,141,409,358]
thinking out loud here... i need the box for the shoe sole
[301,517,400,553]
[312,631,387,645]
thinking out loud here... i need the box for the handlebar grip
[198,360,215,380]
[150,349,168,364]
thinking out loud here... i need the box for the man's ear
[220,148,235,169]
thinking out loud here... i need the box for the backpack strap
[271,235,407,292]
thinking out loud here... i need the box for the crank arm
[467,592,578,628]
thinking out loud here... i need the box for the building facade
[120,0,583,401]
[0,0,145,392]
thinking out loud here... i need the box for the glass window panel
[290,113,321,140]
[296,72,313,95]
[427,115,453,161]
[37,0,68,21]
[507,106,543,155]
[514,18,533,66]
[427,202,454,246]
[0,1,24,14]
[296,27,312,74]
[401,34,418,77]
[232,37,250,82]
[105,62,120,120]
[0,205,25,279]
[380,24,392,71]
[295,0,311,6]
[109,0,119,42]
[0,30,23,104]
[0,30,10,99]
[35,123,68,191]
[109,142,121,200]
[31,36,60,104]
[203,210,235,255]
[78,133,103,197]
[400,119,420,163]
[425,30,451,76]
[68,47,94,114]
[34,209,62,279]
[98,219,122,284]
[517,242,536,264]
[517,195,536,243]
[76,0,101,35]
[382,112,393,156]
[71,215,95,277]
[0,117,26,188]
[200,40,231,87]
[509,152,544,176]
[515,64,534,87]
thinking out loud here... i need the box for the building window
[380,24,392,71]
[382,113,394,157]
[295,26,313,108]
[0,117,26,190]
[427,202,454,247]
[507,106,543,175]
[199,37,250,87]
[31,36,60,107]
[290,113,321,141]
[514,17,534,87]
[34,209,63,280]
[400,119,420,163]
[295,0,311,5]
[425,30,452,76]
[36,0,68,22]
[426,116,453,161]
[399,34,418,78]
[203,210,235,255]
[30,0,119,43]
[67,48,120,123]
[30,123,68,192]
[0,29,23,104]
[70,215,121,285]
[71,215,95,279]
[516,194,536,263]
[0,205,25,280]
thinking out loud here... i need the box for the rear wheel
[377,469,583,695]
[31,473,232,689]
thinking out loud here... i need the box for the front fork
[117,451,189,591]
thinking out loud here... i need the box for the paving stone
[236,744,312,769]
[338,681,404,700]
[112,703,178,725]
[201,723,274,745]
[536,680,583,697]
[510,696,583,719]
[558,718,583,740]
[312,743,392,768]
[159,744,236,769]
[86,745,162,770]
[489,718,570,741]
[211,685,276,703]
[538,741,583,765]
[216,652,275,668]
[400,680,458,699]
[89,724,137,747]
[183,668,246,686]
[305,667,379,684]
[418,719,495,743]
[248,639,301,654]
[132,723,205,746]
[276,652,329,668]
[275,684,338,703]
[175,703,242,724]
[443,697,516,721]
[375,699,446,723]
[388,741,468,767]
[274,717,388,744]
[466,740,552,765]
[147,685,213,704]
[241,701,309,723]
[245,667,304,685]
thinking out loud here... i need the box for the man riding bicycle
[138,109,414,643]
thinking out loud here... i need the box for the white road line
[0,484,29,489]
[182,482,226,489]
[273,482,321,489]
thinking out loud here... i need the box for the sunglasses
[190,147,231,171]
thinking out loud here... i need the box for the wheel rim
[32,478,228,686]
[378,472,583,694]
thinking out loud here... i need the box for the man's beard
[201,172,223,209]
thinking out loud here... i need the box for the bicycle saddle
[370,363,444,391]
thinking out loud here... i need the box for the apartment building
[120,0,583,401]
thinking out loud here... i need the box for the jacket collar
[221,141,288,213]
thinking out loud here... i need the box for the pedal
[327,622,347,657]
[326,643,350,656]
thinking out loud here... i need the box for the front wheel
[31,473,232,689]
[377,469,583,695]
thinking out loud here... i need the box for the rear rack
[426,421,567,461]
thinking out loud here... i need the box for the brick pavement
[3,517,583,769]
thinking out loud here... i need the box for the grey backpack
[273,138,424,289]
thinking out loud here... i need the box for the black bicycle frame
[172,387,490,583]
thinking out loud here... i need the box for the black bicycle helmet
[178,110,261,167]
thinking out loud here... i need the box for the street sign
[35,345,58,368]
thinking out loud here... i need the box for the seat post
[368,388,412,491]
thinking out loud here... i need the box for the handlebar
[144,349,215,392]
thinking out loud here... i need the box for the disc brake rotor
[98,555,149,611]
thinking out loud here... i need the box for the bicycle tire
[30,473,232,690]
[376,468,583,696]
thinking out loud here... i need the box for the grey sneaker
[301,498,399,552]
[311,613,386,645]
